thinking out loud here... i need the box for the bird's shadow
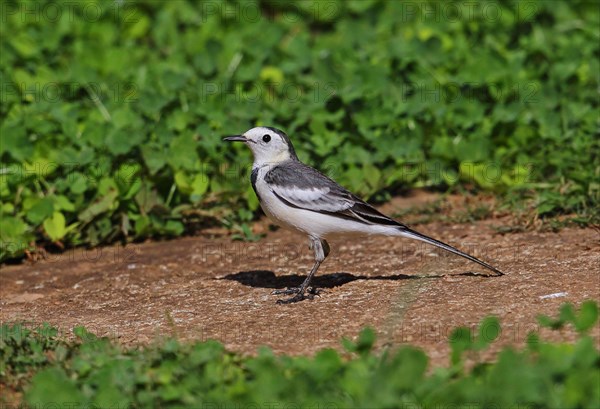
[220,270,486,290]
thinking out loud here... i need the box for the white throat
[252,150,292,169]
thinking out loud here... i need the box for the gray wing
[264,162,402,227]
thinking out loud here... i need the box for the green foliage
[1,0,598,260]
[448,316,501,368]
[537,300,599,334]
[0,323,66,390]
[1,302,598,408]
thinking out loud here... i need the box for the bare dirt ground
[2,191,599,368]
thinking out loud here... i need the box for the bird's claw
[271,286,320,296]
[272,286,320,304]
[275,291,318,304]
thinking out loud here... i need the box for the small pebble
[539,292,568,299]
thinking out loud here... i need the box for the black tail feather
[398,226,504,276]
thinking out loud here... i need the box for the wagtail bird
[224,127,504,304]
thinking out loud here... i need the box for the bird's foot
[271,286,320,296]
[272,286,320,304]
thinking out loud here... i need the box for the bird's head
[223,126,298,166]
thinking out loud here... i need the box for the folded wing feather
[265,162,403,227]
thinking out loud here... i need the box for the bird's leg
[275,237,329,304]
[271,238,325,295]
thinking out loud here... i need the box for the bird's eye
[262,134,271,143]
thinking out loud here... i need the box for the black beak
[223,135,247,142]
